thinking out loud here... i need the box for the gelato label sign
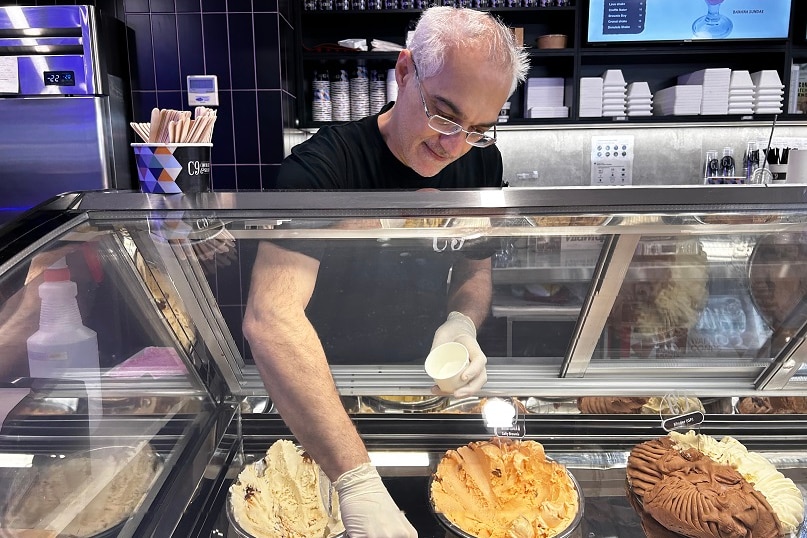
[481,397,526,438]
[661,411,705,432]
[493,423,526,438]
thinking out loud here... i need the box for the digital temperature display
[44,71,76,86]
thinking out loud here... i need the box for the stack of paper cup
[350,64,369,120]
[386,68,398,103]
[331,68,350,122]
[369,69,387,114]
[311,70,332,122]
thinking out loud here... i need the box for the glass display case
[0,186,806,537]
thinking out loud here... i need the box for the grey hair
[408,6,530,96]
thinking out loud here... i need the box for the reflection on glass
[606,238,709,360]
[748,232,807,358]
[692,0,733,39]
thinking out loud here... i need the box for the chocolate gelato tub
[627,431,805,538]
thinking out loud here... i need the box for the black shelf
[293,1,806,127]
[302,51,401,61]
[300,6,576,15]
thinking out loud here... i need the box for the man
[243,7,528,537]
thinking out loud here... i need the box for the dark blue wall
[0,0,295,191]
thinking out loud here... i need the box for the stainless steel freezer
[0,5,134,223]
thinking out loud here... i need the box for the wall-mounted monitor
[587,0,792,43]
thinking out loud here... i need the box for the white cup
[424,342,469,392]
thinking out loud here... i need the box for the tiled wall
[0,0,295,362]
[0,0,296,191]
[122,0,295,190]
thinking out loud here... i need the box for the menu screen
[587,0,791,43]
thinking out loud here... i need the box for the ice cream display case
[1,186,807,537]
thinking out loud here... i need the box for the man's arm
[429,255,493,397]
[242,241,369,481]
[447,256,493,328]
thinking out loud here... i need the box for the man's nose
[439,132,468,158]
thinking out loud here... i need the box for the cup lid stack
[601,69,626,117]
[654,85,703,116]
[751,70,784,114]
[728,70,755,115]
[626,81,653,117]
[579,77,603,118]
[678,68,730,115]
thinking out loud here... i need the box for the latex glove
[334,463,418,538]
[431,311,488,397]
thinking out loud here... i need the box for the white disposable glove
[431,311,488,397]
[334,463,417,538]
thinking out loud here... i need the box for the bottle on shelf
[720,146,736,181]
[743,141,759,182]
[702,150,719,184]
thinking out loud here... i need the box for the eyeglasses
[412,60,497,148]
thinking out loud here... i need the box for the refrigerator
[0,5,134,223]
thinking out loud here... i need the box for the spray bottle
[26,257,101,426]
[27,257,99,374]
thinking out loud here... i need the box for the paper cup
[133,143,212,194]
[425,342,469,393]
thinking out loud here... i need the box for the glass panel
[595,232,807,365]
[0,220,213,536]
[193,214,606,369]
[491,217,605,359]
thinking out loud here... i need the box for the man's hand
[334,463,417,538]
[431,311,488,397]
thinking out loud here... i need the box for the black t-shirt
[277,103,504,190]
[274,106,502,363]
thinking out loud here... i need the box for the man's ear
[395,50,413,88]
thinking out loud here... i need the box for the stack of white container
[602,69,627,117]
[626,82,653,116]
[678,68,730,115]
[523,77,568,118]
[728,70,755,115]
[751,70,784,114]
[579,77,603,117]
[654,85,703,116]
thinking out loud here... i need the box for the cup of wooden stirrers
[131,107,216,194]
